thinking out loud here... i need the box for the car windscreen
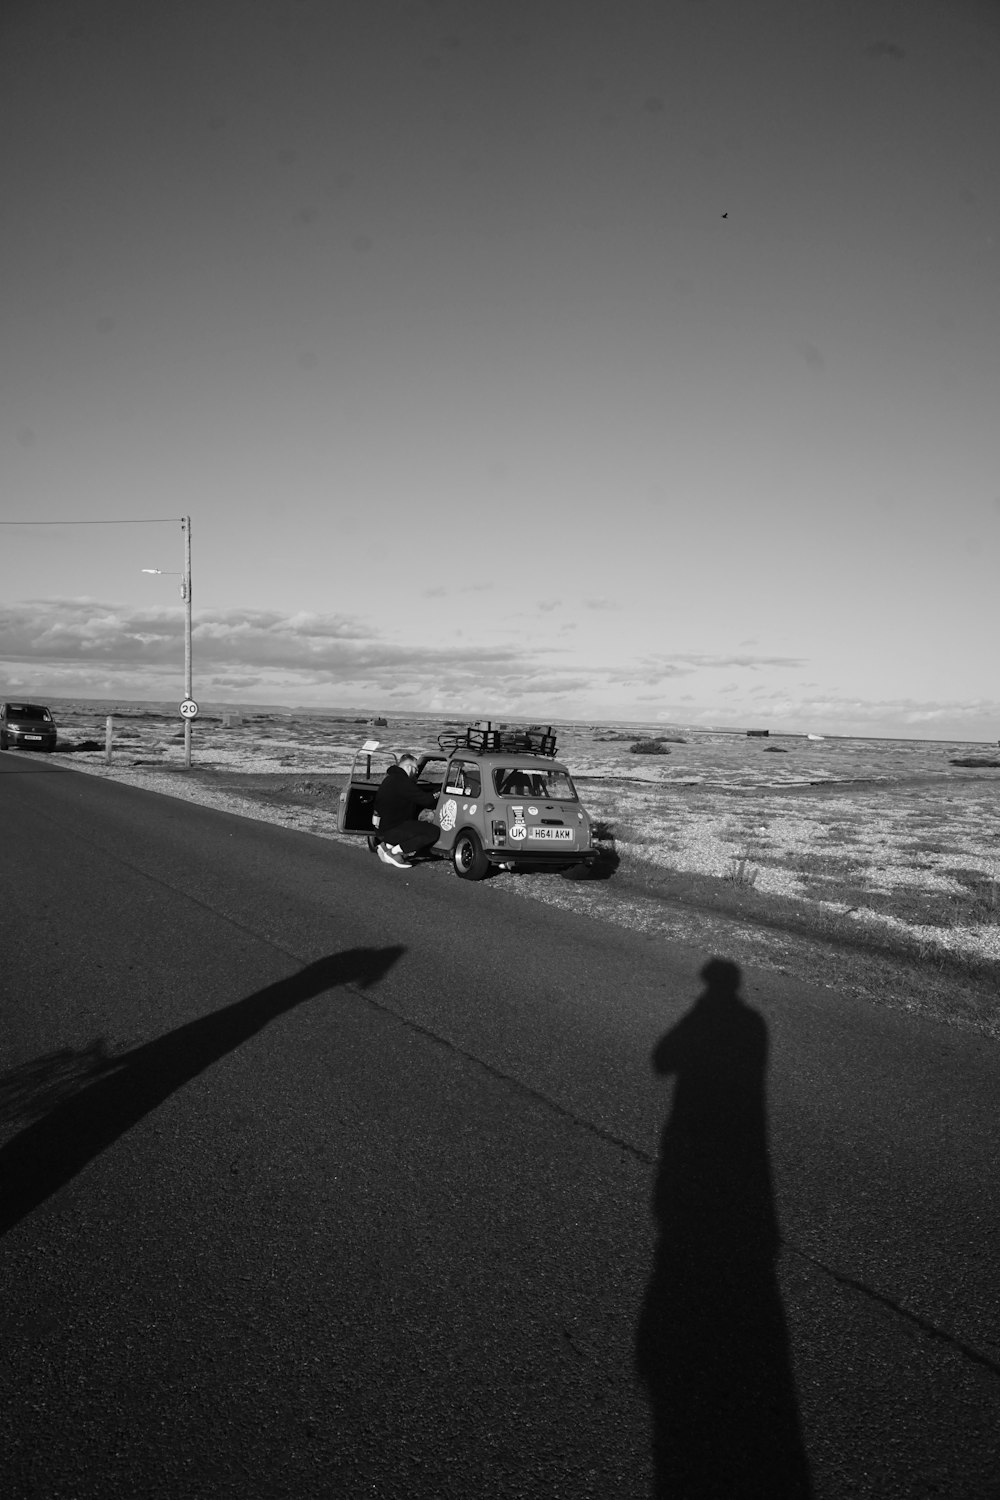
[8,704,51,721]
[493,766,577,801]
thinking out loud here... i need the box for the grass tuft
[727,855,760,889]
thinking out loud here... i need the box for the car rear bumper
[485,848,600,868]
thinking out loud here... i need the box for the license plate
[25,735,42,741]
[528,827,573,841]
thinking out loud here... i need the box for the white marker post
[105,716,113,765]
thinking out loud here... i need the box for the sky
[2,0,998,738]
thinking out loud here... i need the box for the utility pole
[182,515,193,769]
[143,517,196,765]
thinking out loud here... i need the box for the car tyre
[453,829,490,881]
[0,732,6,750]
[366,834,380,853]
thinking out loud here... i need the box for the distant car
[0,702,58,753]
[338,722,602,880]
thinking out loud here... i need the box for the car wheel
[0,732,6,750]
[453,829,490,881]
[366,835,380,853]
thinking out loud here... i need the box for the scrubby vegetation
[579,780,1000,1035]
[595,732,687,744]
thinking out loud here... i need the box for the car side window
[444,761,464,795]
[444,760,481,797]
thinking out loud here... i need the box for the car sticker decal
[440,798,458,831]
[509,805,527,841]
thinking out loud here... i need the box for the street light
[141,515,193,767]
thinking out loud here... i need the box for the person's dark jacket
[374,764,437,831]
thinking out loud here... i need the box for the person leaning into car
[373,754,440,869]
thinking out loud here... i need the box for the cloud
[0,600,374,672]
[0,596,615,709]
[5,598,996,737]
[795,339,825,372]
[694,653,806,669]
[637,651,807,679]
[512,676,593,696]
[420,582,492,600]
[865,40,905,62]
[584,597,619,610]
[849,697,1000,728]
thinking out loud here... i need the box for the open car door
[337,740,397,835]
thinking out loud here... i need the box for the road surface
[2,753,998,1498]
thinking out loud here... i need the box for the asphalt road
[2,752,998,1499]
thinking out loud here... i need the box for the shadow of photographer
[636,958,811,1498]
[0,945,404,1238]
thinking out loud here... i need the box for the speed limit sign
[180,699,199,719]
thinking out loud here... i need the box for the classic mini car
[0,702,58,753]
[337,723,601,880]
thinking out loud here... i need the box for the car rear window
[493,767,577,801]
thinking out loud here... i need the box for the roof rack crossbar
[436,722,558,757]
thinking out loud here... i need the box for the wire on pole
[0,518,183,525]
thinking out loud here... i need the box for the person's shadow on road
[0,946,404,1239]
[635,958,812,1498]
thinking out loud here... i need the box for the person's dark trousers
[383,820,440,858]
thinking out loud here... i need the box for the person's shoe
[377,844,411,868]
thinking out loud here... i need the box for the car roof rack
[436,722,558,758]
